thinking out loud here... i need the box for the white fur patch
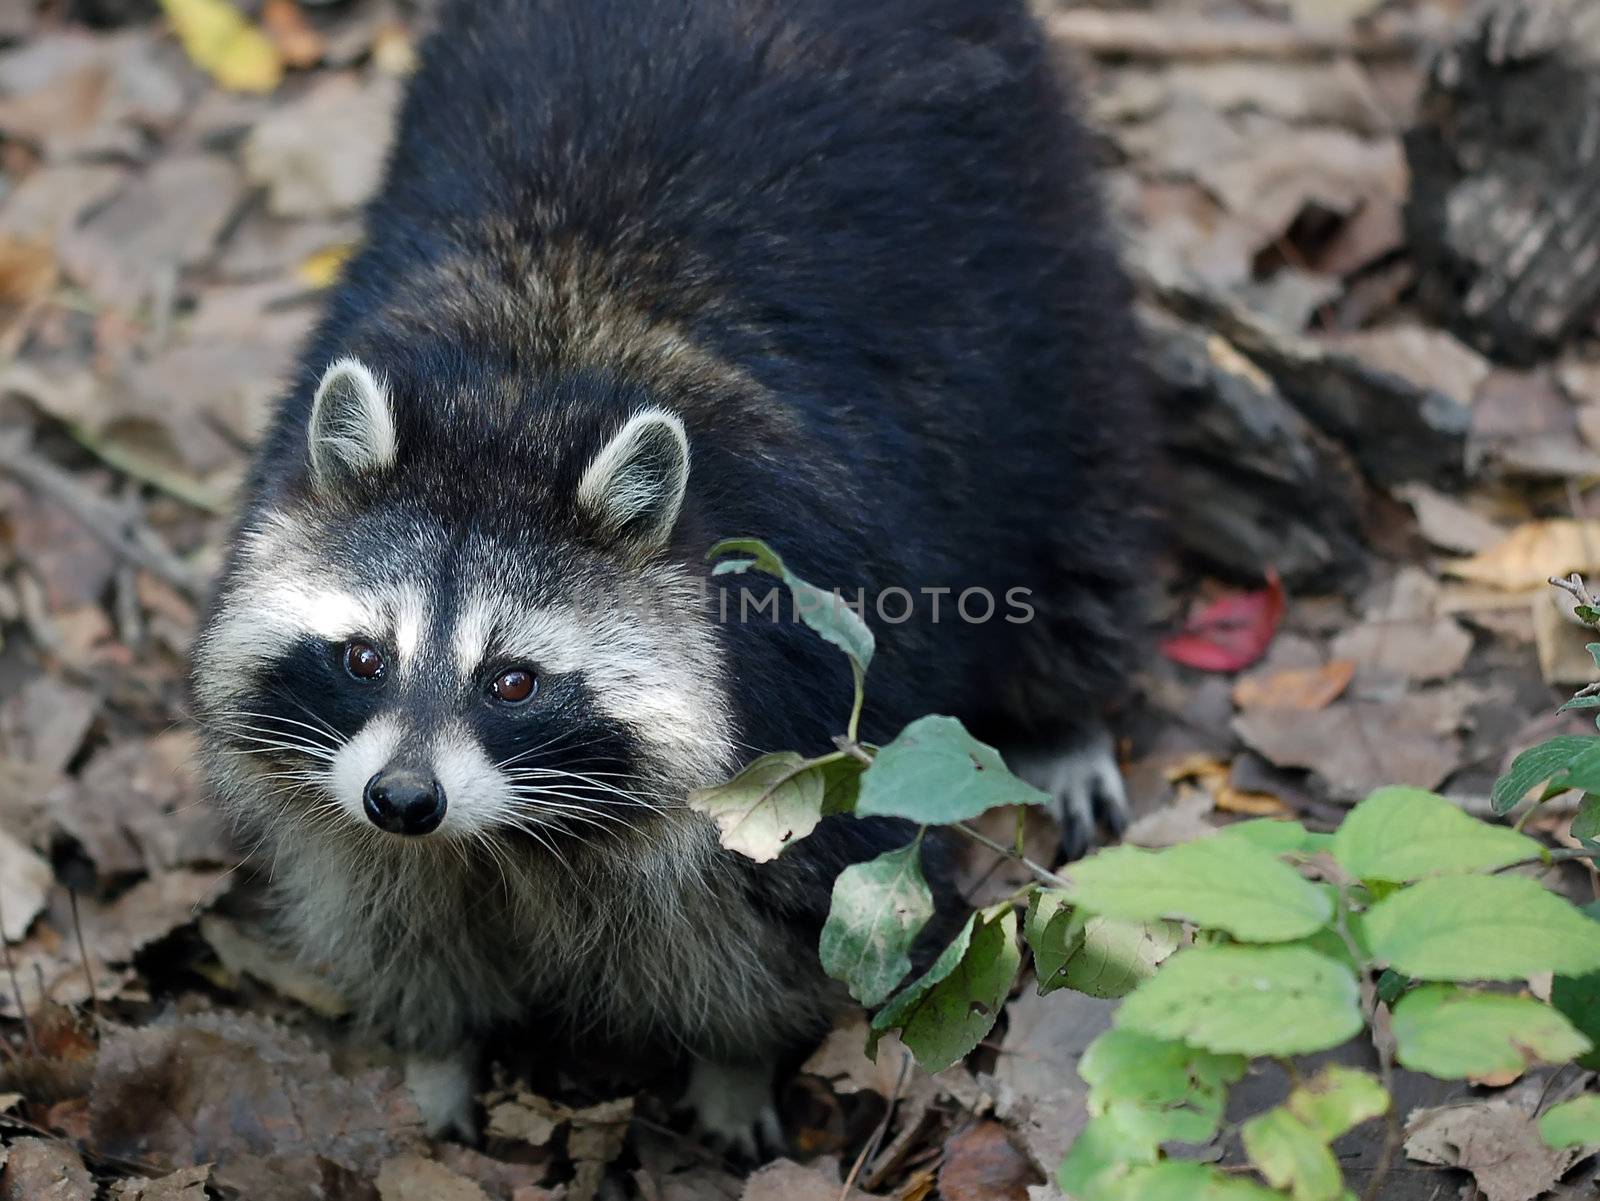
[308,357,397,489]
[329,713,404,823]
[405,1051,478,1140]
[576,408,690,547]
[431,722,511,835]
[683,1059,782,1157]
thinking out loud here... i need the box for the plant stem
[955,823,1071,889]
[846,663,866,745]
[1331,901,1400,1201]
[1494,846,1600,873]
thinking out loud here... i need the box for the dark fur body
[198,0,1149,1093]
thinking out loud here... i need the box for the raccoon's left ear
[577,408,690,550]
[306,357,397,494]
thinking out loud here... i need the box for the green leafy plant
[690,544,1600,1198]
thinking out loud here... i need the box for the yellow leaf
[297,242,356,289]
[1445,519,1600,591]
[160,0,283,94]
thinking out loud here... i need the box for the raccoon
[192,0,1151,1151]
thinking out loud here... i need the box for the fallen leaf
[1393,483,1507,554]
[108,1166,211,1200]
[1232,660,1354,710]
[1447,520,1600,591]
[297,241,354,288]
[485,1092,570,1148]
[243,73,401,218]
[937,1121,1041,1201]
[740,1159,860,1201]
[1215,786,1290,816]
[159,0,282,93]
[0,1137,93,1201]
[58,154,245,311]
[1330,568,1474,684]
[1405,1097,1582,1201]
[1234,687,1475,801]
[198,914,350,1018]
[1327,324,1490,406]
[0,826,50,942]
[376,1156,490,1201]
[1160,570,1285,672]
[261,0,322,69]
[0,233,54,309]
[1124,790,1218,848]
[89,1012,425,1194]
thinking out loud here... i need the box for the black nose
[363,769,446,835]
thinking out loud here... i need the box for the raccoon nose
[363,769,447,835]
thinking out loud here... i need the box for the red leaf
[1160,570,1285,673]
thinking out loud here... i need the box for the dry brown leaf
[0,1137,94,1201]
[937,1121,1041,1201]
[1234,686,1475,801]
[1232,660,1354,711]
[1215,786,1289,816]
[376,1156,490,1201]
[243,73,401,218]
[1330,569,1473,684]
[740,1159,861,1201]
[484,1091,569,1147]
[1393,483,1506,554]
[197,914,349,1018]
[0,233,54,307]
[108,1165,211,1200]
[89,1012,425,1192]
[1404,1098,1582,1201]
[261,0,323,69]
[1124,791,1217,848]
[1447,519,1600,591]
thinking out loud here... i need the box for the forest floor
[0,0,1596,1198]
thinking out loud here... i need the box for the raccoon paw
[406,1052,479,1142]
[680,1059,785,1162]
[1011,727,1129,861]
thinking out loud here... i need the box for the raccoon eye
[343,640,386,680]
[491,667,536,705]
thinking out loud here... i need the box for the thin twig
[0,434,204,602]
[1332,905,1400,1201]
[68,888,98,1021]
[955,823,1071,890]
[0,889,37,1055]
[839,1047,910,1201]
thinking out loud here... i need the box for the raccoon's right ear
[576,408,690,551]
[306,357,398,494]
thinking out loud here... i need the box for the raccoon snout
[363,769,447,836]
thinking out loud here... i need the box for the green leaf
[817,755,865,816]
[1242,1108,1341,1201]
[1216,818,1332,856]
[1492,735,1596,814]
[871,913,974,1045]
[856,715,1049,824]
[1057,1111,1158,1199]
[1573,793,1600,847]
[1283,1066,1388,1141]
[1094,1162,1289,1201]
[877,907,1020,1073]
[1332,787,1541,882]
[686,751,826,862]
[1116,946,1363,1056]
[1375,969,1410,1006]
[1539,1095,1600,1149]
[1078,1028,1245,1145]
[1065,838,1333,942]
[1025,889,1079,987]
[819,841,934,1006]
[1055,914,1182,999]
[1557,695,1600,713]
[1390,985,1592,1078]
[1363,875,1600,981]
[707,537,875,672]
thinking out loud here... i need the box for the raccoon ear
[577,408,690,549]
[306,357,397,493]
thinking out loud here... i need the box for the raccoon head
[193,356,733,856]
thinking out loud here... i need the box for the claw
[1008,727,1129,861]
